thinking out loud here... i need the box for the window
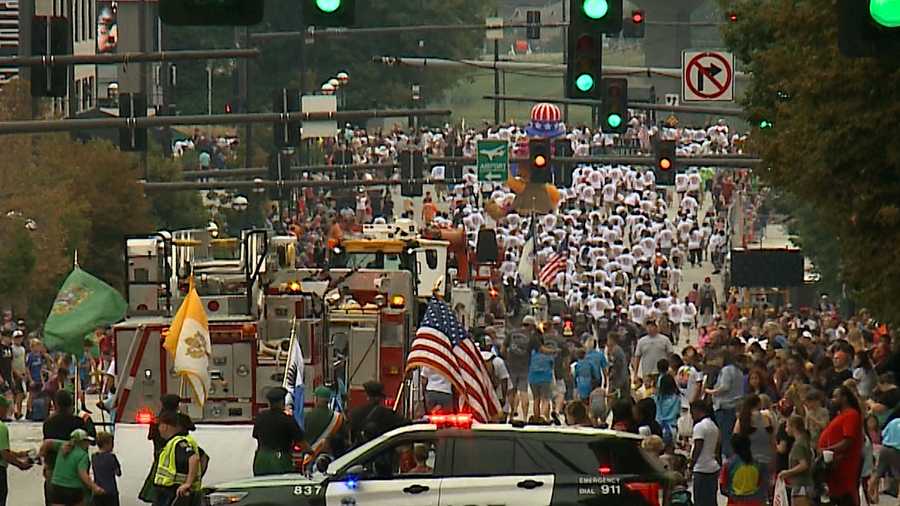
[535,438,660,476]
[451,438,514,476]
[350,438,439,479]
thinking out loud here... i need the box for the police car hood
[211,473,324,490]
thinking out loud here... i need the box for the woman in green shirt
[779,415,814,506]
[40,429,105,506]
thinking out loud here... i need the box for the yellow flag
[165,277,211,407]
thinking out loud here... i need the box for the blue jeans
[692,471,719,506]
[715,407,737,459]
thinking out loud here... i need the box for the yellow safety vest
[154,435,202,491]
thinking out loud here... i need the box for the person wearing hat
[0,395,33,505]
[139,394,195,503]
[152,411,202,506]
[347,381,406,446]
[302,386,346,466]
[39,428,104,506]
[252,387,304,476]
[43,390,96,505]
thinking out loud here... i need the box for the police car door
[326,435,446,506]
[438,436,554,506]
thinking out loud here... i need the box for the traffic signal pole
[481,94,746,116]
[0,108,451,135]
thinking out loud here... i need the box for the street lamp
[336,71,350,85]
[321,82,336,95]
[328,78,340,89]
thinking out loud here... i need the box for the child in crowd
[92,432,121,506]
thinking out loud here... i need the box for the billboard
[0,0,18,84]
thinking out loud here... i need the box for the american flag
[538,251,567,287]
[406,297,501,422]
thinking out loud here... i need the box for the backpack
[507,333,531,359]
[729,459,761,497]
[482,354,499,389]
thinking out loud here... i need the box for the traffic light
[527,10,542,40]
[838,0,900,57]
[576,0,623,34]
[400,150,424,197]
[623,10,646,38]
[529,138,552,184]
[159,0,264,26]
[305,0,356,27]
[273,89,300,149]
[553,138,574,187]
[31,16,70,98]
[119,93,148,152]
[600,78,628,133]
[759,119,775,130]
[654,139,677,185]
[726,11,739,23]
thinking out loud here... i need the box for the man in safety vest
[302,386,347,466]
[153,411,202,506]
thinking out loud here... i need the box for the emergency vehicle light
[425,413,473,429]
[598,465,612,474]
[135,407,155,424]
[389,295,406,309]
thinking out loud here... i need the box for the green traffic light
[583,0,609,20]
[576,73,595,92]
[760,120,774,129]
[607,114,623,128]
[870,0,900,28]
[316,0,342,13]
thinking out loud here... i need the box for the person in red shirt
[817,385,864,506]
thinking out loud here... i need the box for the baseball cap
[70,429,95,444]
[801,330,813,339]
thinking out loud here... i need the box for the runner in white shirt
[668,300,685,343]
[675,173,688,202]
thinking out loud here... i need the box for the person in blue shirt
[585,338,609,386]
[572,348,600,402]
[654,374,681,446]
[869,416,900,498]
[528,346,555,420]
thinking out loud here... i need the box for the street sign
[486,17,504,40]
[477,140,509,182]
[664,93,680,107]
[301,95,337,139]
[682,50,735,102]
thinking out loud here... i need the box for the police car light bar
[425,413,473,429]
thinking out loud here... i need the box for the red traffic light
[726,11,738,23]
[631,10,644,24]
[224,103,233,114]
[658,158,673,171]
[533,154,548,169]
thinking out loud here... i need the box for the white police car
[206,414,669,506]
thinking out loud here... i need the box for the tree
[719,0,900,322]
[147,155,209,230]
[166,0,495,114]
[0,81,160,320]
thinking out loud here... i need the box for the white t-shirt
[675,173,688,192]
[422,366,453,394]
[692,417,722,473]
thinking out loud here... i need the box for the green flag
[44,266,127,357]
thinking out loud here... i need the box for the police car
[205,414,669,506]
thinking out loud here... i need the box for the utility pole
[493,9,500,124]
[237,27,252,168]
[562,0,569,124]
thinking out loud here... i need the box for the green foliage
[147,155,209,230]
[0,226,37,298]
[719,0,900,322]
[166,0,495,115]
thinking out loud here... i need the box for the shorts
[49,484,84,505]
[424,391,454,413]
[552,379,566,398]
[530,383,551,400]
[877,445,900,479]
[790,485,813,497]
[508,373,529,393]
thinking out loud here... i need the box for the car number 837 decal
[294,485,323,496]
